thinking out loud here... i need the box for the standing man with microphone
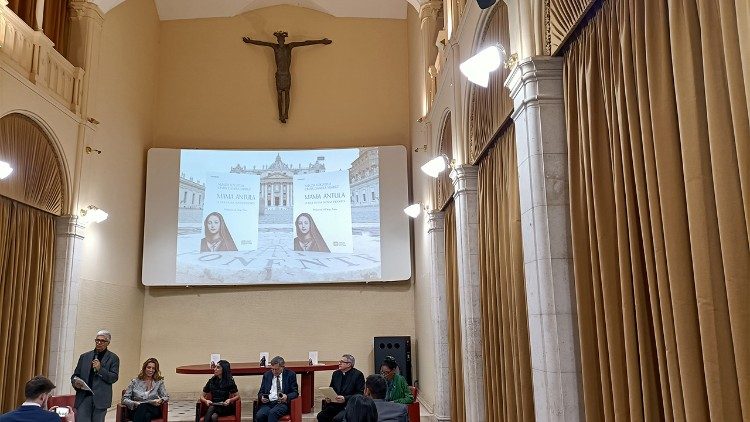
[71,330,120,422]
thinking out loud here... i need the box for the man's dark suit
[255,369,299,422]
[316,368,365,422]
[71,349,119,422]
[373,399,408,422]
[0,405,59,422]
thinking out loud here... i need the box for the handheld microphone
[92,350,99,373]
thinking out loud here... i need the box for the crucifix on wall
[243,31,332,123]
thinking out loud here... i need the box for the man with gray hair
[256,356,299,422]
[71,330,119,422]
[317,354,365,422]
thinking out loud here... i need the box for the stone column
[449,165,485,422]
[34,0,45,30]
[48,215,86,394]
[67,0,103,117]
[506,56,582,421]
[67,1,103,212]
[426,211,451,421]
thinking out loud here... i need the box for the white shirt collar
[21,401,41,407]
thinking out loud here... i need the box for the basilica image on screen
[174,148,381,284]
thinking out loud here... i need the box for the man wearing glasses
[316,354,365,422]
[71,330,120,422]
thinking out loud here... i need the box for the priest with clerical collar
[317,354,366,422]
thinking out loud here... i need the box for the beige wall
[143,5,414,396]
[153,5,409,148]
[72,0,160,397]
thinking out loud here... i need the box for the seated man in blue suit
[256,356,299,422]
[363,375,407,422]
[0,376,72,422]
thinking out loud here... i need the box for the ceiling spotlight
[420,155,453,178]
[459,44,505,87]
[403,203,423,218]
[0,161,13,179]
[80,205,109,224]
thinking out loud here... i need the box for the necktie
[276,376,282,399]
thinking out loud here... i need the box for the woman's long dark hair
[204,212,238,250]
[294,212,330,252]
[343,395,378,422]
[213,360,234,387]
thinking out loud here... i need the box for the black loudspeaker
[374,336,412,386]
[477,0,497,9]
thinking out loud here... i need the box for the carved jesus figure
[243,31,332,123]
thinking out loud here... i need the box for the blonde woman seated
[122,358,169,422]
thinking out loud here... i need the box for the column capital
[419,0,442,21]
[505,56,564,119]
[427,210,445,233]
[68,0,104,23]
[449,164,478,195]
[55,215,86,239]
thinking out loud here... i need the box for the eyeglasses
[380,370,392,375]
[338,360,352,364]
[94,339,109,343]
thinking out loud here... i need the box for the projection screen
[141,146,412,286]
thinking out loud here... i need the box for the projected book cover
[176,148,381,284]
[202,172,260,252]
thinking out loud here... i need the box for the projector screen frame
[141,145,412,287]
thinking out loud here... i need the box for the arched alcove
[466,2,513,163]
[0,112,66,410]
[0,112,67,215]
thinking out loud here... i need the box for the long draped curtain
[444,202,466,422]
[43,0,69,55]
[6,0,36,28]
[477,126,535,421]
[0,196,56,412]
[564,0,749,419]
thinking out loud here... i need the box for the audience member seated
[379,358,413,404]
[121,358,169,422]
[317,354,365,422]
[342,395,378,422]
[364,375,407,422]
[0,376,73,422]
[199,360,240,422]
[255,356,299,422]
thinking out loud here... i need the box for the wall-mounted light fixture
[459,44,506,87]
[403,203,425,218]
[85,146,102,155]
[0,160,13,179]
[420,155,455,178]
[80,205,108,224]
